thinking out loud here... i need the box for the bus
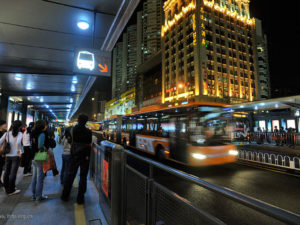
[103,102,238,166]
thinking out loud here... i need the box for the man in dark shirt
[61,114,92,204]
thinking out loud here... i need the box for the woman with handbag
[0,120,7,188]
[0,120,23,195]
[31,120,48,201]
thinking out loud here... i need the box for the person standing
[0,120,7,188]
[22,122,34,176]
[59,127,72,184]
[0,120,23,195]
[61,114,92,204]
[31,120,48,201]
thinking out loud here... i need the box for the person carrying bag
[31,120,48,201]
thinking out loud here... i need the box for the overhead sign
[73,48,111,77]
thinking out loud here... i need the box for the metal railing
[238,149,300,171]
[247,132,299,148]
[90,141,300,225]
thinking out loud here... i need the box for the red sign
[101,159,109,198]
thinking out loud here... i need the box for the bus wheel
[156,146,165,162]
[123,138,127,149]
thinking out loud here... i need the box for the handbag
[34,148,49,162]
[49,138,56,149]
[0,132,11,155]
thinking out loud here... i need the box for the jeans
[23,146,33,174]
[0,156,5,185]
[61,154,72,184]
[31,160,44,200]
[4,156,20,194]
[61,156,90,201]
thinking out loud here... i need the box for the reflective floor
[0,140,106,225]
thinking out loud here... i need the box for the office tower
[138,0,163,64]
[112,42,123,98]
[161,0,258,104]
[255,18,271,99]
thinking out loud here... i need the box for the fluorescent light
[77,21,89,30]
[72,76,78,84]
[71,85,75,92]
[70,98,73,103]
[15,74,22,81]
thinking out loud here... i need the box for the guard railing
[90,141,300,225]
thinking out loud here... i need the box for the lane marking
[236,161,300,178]
[74,203,86,225]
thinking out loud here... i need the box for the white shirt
[22,130,31,147]
[0,131,23,157]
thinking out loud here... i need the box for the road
[127,150,300,225]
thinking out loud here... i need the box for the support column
[21,104,27,125]
[0,94,8,121]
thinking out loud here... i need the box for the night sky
[250,0,300,96]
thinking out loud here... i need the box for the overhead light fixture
[77,21,89,30]
[15,74,22,81]
[71,85,75,92]
[72,76,78,84]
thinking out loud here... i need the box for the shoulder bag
[0,132,11,155]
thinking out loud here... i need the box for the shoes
[24,173,32,177]
[61,195,68,202]
[37,195,48,201]
[8,189,21,196]
[76,197,85,205]
[32,196,36,201]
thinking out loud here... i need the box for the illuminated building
[112,42,123,98]
[162,0,258,104]
[105,88,136,119]
[255,18,271,100]
[137,0,163,65]
[112,25,137,98]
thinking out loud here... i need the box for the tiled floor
[0,140,107,225]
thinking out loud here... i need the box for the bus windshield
[189,112,230,146]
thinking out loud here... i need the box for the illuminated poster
[73,48,111,77]
[101,159,109,198]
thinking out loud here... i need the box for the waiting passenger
[59,127,72,184]
[61,114,92,204]
[0,120,23,195]
[0,120,7,188]
[22,122,34,176]
[31,120,48,201]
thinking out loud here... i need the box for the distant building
[162,0,258,105]
[255,18,271,100]
[136,51,162,110]
[137,0,163,65]
[112,42,123,98]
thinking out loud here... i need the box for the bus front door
[170,117,188,163]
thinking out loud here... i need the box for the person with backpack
[61,114,92,204]
[0,120,8,188]
[31,120,48,201]
[59,127,72,184]
[0,120,23,195]
[22,122,35,176]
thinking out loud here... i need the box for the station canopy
[230,95,300,112]
[0,0,139,120]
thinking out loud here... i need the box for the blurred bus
[104,103,238,166]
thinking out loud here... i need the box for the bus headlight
[229,150,238,156]
[192,153,207,160]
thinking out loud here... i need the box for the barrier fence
[238,148,300,171]
[247,132,300,148]
[90,141,300,225]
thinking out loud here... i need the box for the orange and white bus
[104,103,238,166]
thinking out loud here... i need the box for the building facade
[161,0,258,105]
[255,18,271,100]
[112,42,123,98]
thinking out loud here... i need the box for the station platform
[0,140,107,225]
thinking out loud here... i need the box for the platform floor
[0,138,107,225]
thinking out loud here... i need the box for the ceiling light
[26,86,32,90]
[71,85,75,92]
[72,76,78,84]
[77,21,89,30]
[15,74,22,81]
[70,98,73,103]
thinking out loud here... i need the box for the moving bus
[104,103,238,166]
